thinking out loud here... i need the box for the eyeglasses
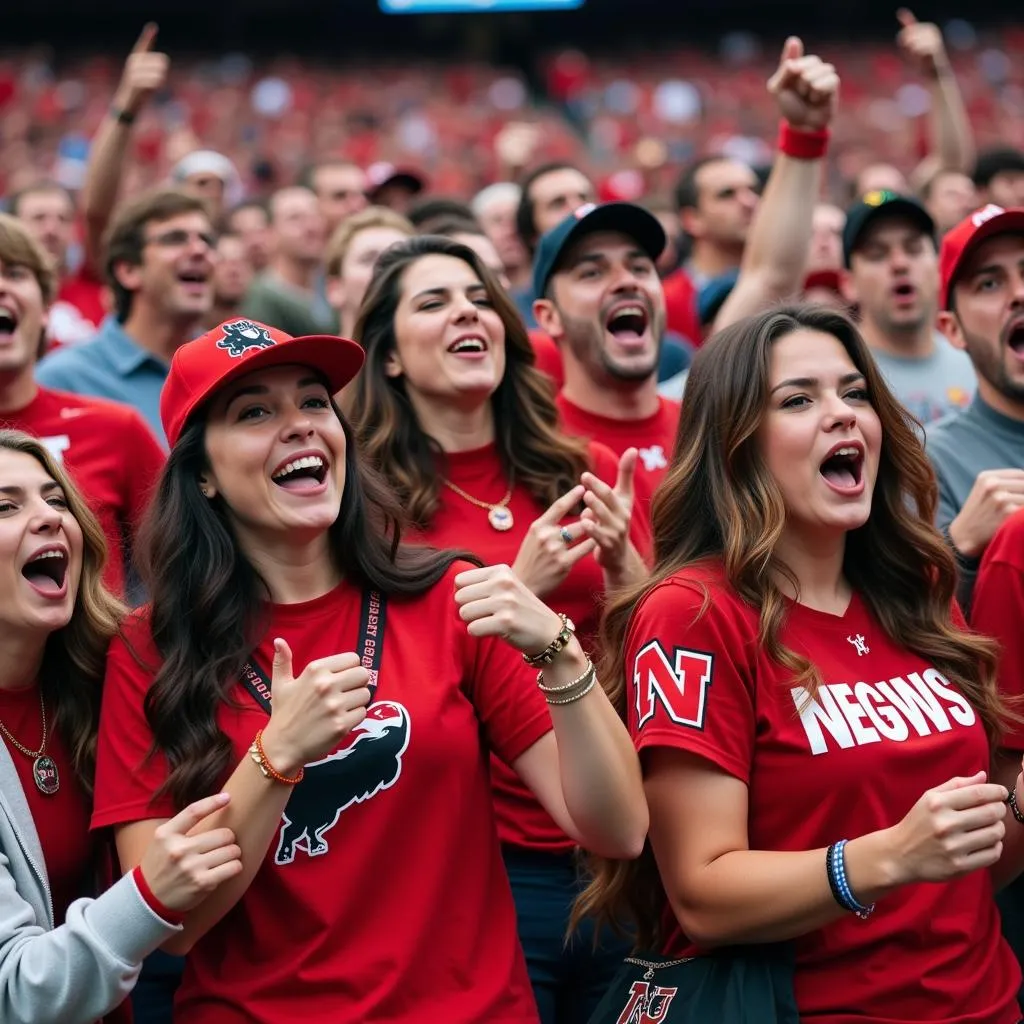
[144,229,218,250]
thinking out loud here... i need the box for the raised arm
[80,24,169,274]
[898,10,976,181]
[713,38,838,333]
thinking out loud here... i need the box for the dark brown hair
[0,430,124,793]
[347,235,589,527]
[137,398,472,810]
[104,188,212,322]
[573,304,1004,947]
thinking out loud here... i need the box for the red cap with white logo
[939,204,1024,309]
[160,319,364,448]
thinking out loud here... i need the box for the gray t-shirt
[870,333,975,427]
[926,395,1024,608]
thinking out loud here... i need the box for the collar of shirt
[94,316,169,377]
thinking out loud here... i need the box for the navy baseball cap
[842,190,936,267]
[532,202,666,298]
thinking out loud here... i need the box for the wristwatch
[523,614,576,667]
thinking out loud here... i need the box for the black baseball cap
[843,190,936,267]
[532,201,666,298]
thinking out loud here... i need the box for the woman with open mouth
[90,317,647,1023]
[575,304,1024,1023]
[0,429,242,1024]
[346,233,651,1024]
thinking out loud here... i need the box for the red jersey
[625,560,1020,1024]
[48,265,107,351]
[661,267,700,346]
[91,567,549,1024]
[970,508,1024,751]
[1,388,165,595]
[555,393,679,519]
[413,441,648,852]
[0,684,93,926]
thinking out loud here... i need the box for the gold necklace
[441,477,515,531]
[0,691,60,795]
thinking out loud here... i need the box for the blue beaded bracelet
[826,839,875,920]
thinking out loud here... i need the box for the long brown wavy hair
[572,304,1004,948]
[346,235,589,527]
[0,430,124,794]
[136,396,475,810]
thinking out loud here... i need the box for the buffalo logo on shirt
[791,669,976,755]
[274,700,411,865]
[634,641,713,730]
[216,319,277,358]
[614,980,678,1023]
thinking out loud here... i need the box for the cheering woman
[0,430,241,1024]
[577,305,1023,1023]
[347,233,648,1023]
[89,318,647,1023]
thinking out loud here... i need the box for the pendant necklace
[0,690,60,795]
[441,476,515,531]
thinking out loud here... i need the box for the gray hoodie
[0,738,180,1024]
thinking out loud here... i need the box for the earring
[200,486,211,499]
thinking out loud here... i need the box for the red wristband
[132,865,186,926]
[777,120,830,161]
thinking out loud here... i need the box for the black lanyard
[239,589,387,714]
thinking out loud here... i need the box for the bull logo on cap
[216,319,277,358]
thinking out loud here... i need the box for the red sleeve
[586,441,652,559]
[625,577,756,782]
[91,613,178,829]
[451,565,553,766]
[971,549,1024,752]
[662,270,701,346]
[121,409,166,540]
[529,329,564,389]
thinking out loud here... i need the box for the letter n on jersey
[634,641,714,730]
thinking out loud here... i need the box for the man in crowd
[241,185,335,337]
[973,149,1024,209]
[841,190,974,425]
[225,200,272,272]
[927,204,1024,609]
[205,231,253,330]
[533,201,678,510]
[920,168,978,236]
[472,182,531,294]
[0,213,164,596]
[301,160,369,237]
[36,188,215,444]
[9,182,107,349]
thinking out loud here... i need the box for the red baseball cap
[160,319,364,448]
[940,204,1024,309]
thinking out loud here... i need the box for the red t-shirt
[624,560,1021,1024]
[661,267,700,346]
[970,508,1024,751]
[413,440,648,852]
[1,388,166,595]
[0,684,93,926]
[528,329,565,389]
[555,393,679,521]
[91,567,549,1024]
[48,265,107,352]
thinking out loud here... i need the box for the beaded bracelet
[538,660,597,706]
[826,839,875,920]
[250,729,304,786]
[1008,789,1024,825]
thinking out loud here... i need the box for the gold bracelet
[249,730,304,786]
[523,614,577,666]
[545,675,597,705]
[537,659,594,694]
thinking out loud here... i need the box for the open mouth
[21,548,68,595]
[177,269,210,287]
[447,336,487,355]
[605,303,650,340]
[0,306,19,337]
[819,444,864,490]
[271,453,329,491]
[892,282,916,301]
[1006,319,1024,360]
